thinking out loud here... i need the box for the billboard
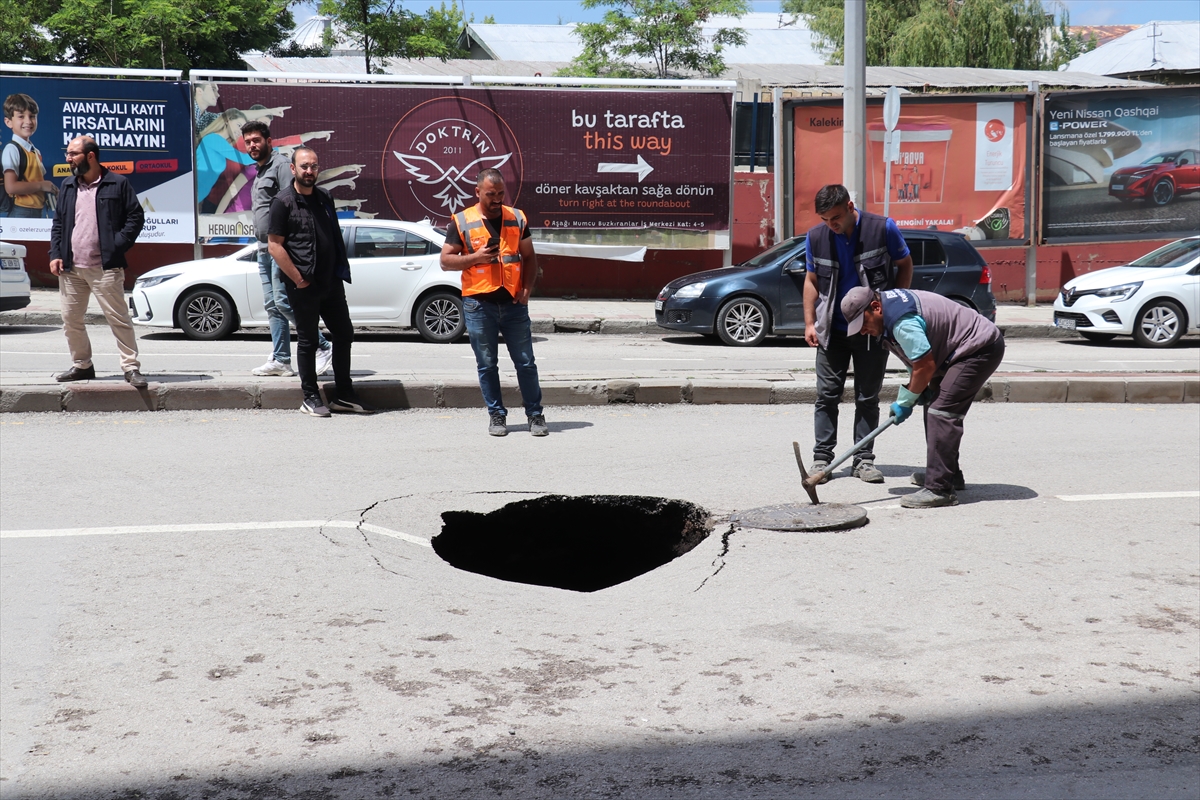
[196,82,732,241]
[0,76,195,243]
[1042,86,1200,242]
[792,97,1029,242]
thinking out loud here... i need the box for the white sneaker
[315,346,333,376]
[252,359,294,377]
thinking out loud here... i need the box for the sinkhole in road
[431,495,711,592]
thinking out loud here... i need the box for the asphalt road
[1,324,1197,386]
[1,403,1197,799]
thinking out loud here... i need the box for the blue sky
[297,1,1200,26]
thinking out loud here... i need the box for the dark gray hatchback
[655,230,997,346]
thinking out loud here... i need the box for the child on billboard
[2,93,57,218]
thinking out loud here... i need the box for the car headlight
[135,273,180,288]
[1094,281,1142,301]
[673,281,706,299]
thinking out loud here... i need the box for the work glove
[891,385,920,424]
[889,402,913,424]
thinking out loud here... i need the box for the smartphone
[486,236,500,251]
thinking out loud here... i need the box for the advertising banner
[0,76,194,243]
[196,83,732,241]
[792,98,1028,242]
[1043,87,1200,241]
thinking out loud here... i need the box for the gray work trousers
[923,338,1005,494]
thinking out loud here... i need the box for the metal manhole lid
[730,503,868,532]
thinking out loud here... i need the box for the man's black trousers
[285,278,354,402]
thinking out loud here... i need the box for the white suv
[0,241,32,312]
[1054,237,1200,348]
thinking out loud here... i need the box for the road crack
[694,523,735,592]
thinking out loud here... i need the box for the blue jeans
[464,294,542,418]
[257,248,327,364]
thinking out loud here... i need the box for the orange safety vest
[453,204,527,298]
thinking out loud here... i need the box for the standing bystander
[241,120,331,378]
[267,146,371,417]
[802,184,913,483]
[440,169,547,437]
[48,136,146,387]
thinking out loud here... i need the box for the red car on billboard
[1108,149,1200,206]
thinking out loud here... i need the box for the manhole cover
[432,495,710,592]
[731,503,868,532]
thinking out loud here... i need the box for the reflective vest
[453,204,527,297]
[806,210,896,348]
[879,288,1002,376]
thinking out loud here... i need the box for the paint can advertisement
[793,98,1029,243]
[1042,87,1200,242]
[195,83,732,242]
[0,76,195,243]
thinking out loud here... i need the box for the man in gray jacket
[241,121,330,377]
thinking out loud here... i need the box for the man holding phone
[440,168,547,437]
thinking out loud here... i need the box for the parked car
[1109,150,1200,206]
[655,230,996,346]
[131,219,465,343]
[1053,236,1200,348]
[0,241,32,312]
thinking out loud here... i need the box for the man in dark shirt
[267,146,371,417]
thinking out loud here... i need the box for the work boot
[911,471,966,491]
[853,461,884,483]
[901,488,959,508]
[809,460,830,485]
[488,413,508,437]
[56,365,95,382]
[528,414,549,437]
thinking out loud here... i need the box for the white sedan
[130,220,465,343]
[1053,236,1200,347]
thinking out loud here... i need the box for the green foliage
[786,0,1070,70]
[562,0,750,79]
[0,0,60,65]
[318,0,471,73]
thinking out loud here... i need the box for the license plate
[1111,184,1124,191]
[654,300,663,311]
[1056,317,1076,330]
[0,258,20,270]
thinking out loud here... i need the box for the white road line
[621,358,705,361]
[1056,491,1200,502]
[0,519,432,547]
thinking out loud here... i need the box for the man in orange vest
[440,168,547,437]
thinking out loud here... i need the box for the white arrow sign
[597,154,654,182]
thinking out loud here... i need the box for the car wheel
[1150,178,1175,206]
[1079,332,1116,342]
[178,288,238,340]
[949,296,976,311]
[415,291,464,343]
[1132,299,1185,347]
[715,297,768,346]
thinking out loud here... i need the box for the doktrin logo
[382,97,523,222]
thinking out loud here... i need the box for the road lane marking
[1056,491,1199,502]
[621,358,705,361]
[0,519,431,547]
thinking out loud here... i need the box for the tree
[563,0,750,79]
[3,0,292,73]
[785,0,1078,71]
[317,0,475,73]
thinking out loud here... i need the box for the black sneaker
[56,365,96,382]
[329,395,375,414]
[488,413,508,437]
[300,397,331,417]
[528,414,549,437]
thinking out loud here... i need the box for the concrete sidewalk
[4,288,1068,338]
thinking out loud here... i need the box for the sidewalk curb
[4,374,1195,413]
[0,309,1080,340]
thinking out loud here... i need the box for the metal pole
[773,90,785,245]
[843,0,866,206]
[1026,81,1040,306]
[749,92,759,173]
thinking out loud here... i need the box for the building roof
[456,13,825,65]
[282,14,359,54]
[241,55,1156,92]
[1065,20,1200,78]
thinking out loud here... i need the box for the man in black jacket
[267,146,370,417]
[49,136,146,387]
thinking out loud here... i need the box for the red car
[1109,149,1200,206]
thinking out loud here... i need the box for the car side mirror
[784,257,806,274]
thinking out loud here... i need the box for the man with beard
[49,135,147,387]
[267,146,370,417]
[242,120,331,378]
